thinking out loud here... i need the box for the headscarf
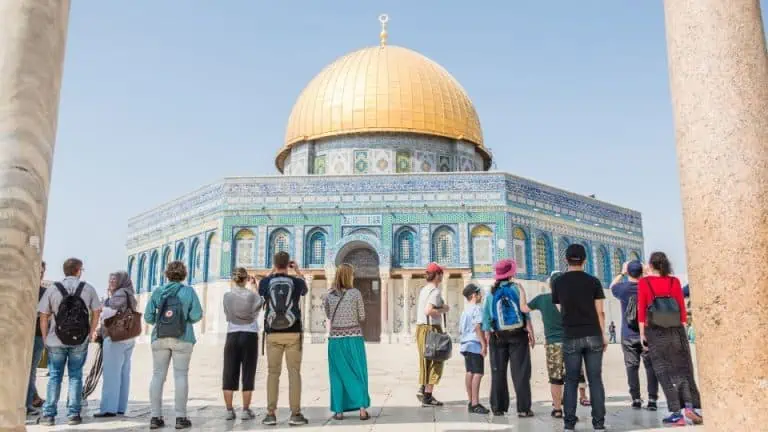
[105,271,136,311]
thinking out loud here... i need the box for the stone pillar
[0,1,70,428]
[662,0,768,428]
[380,273,390,343]
[402,274,412,342]
[303,274,314,341]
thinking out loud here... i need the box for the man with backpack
[144,260,204,430]
[258,252,309,427]
[37,258,102,426]
[610,260,658,411]
[551,244,606,431]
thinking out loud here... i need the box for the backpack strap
[54,282,68,298]
[73,282,85,298]
[645,278,656,299]
[426,287,439,326]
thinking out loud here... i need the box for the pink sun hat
[494,258,517,281]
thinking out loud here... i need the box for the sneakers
[631,399,643,409]
[421,395,444,407]
[67,415,82,426]
[262,414,278,426]
[493,411,505,417]
[39,416,55,426]
[149,417,165,429]
[662,412,686,426]
[26,407,40,416]
[94,412,117,418]
[175,417,192,429]
[242,408,256,420]
[469,404,490,414]
[289,413,309,426]
[646,400,658,411]
[416,385,425,402]
[225,409,236,421]
[684,408,703,425]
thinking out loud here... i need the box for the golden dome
[277,45,487,171]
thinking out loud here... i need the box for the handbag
[104,302,143,342]
[424,313,453,362]
[645,278,682,328]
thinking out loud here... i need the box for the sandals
[580,398,591,407]
[333,411,370,421]
[360,411,370,421]
[551,409,563,418]
[517,410,535,418]
[332,413,344,420]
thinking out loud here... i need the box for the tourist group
[24,245,702,429]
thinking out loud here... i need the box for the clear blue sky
[43,1,765,290]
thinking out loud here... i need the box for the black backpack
[156,288,186,339]
[53,282,90,346]
[625,294,639,332]
[645,278,682,328]
[265,277,296,331]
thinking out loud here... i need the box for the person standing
[259,252,309,427]
[145,261,204,430]
[323,263,371,420]
[222,267,263,421]
[551,244,607,431]
[638,252,702,426]
[415,262,450,407]
[608,322,617,344]
[26,261,47,415]
[38,258,102,426]
[95,271,138,417]
[458,284,489,414]
[483,259,535,418]
[609,260,659,410]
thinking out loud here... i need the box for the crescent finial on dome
[379,14,389,47]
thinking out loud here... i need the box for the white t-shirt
[416,283,444,325]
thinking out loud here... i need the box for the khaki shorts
[546,343,587,387]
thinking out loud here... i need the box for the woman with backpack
[323,263,371,421]
[638,252,702,426]
[482,258,535,417]
[94,271,138,418]
[144,261,204,430]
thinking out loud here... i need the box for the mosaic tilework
[313,155,326,175]
[353,150,369,174]
[396,151,411,173]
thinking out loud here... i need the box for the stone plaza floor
[27,342,703,431]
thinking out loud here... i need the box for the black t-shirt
[552,271,605,339]
[258,274,308,333]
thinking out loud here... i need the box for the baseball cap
[426,262,444,274]
[565,244,586,262]
[462,283,481,299]
[627,260,643,278]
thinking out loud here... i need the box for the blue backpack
[491,283,525,332]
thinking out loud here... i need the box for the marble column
[402,274,412,341]
[379,273,390,343]
[303,275,314,341]
[0,1,70,428]
[663,0,768,428]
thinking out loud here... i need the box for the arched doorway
[336,242,381,342]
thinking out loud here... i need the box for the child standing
[459,284,489,414]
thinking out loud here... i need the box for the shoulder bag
[423,288,453,362]
[104,298,143,342]
[328,290,348,329]
[645,278,682,328]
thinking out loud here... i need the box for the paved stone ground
[27,342,703,431]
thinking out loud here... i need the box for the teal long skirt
[328,336,371,413]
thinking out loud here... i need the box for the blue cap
[627,260,643,278]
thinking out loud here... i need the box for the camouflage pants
[546,343,587,387]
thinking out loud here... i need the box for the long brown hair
[334,264,354,291]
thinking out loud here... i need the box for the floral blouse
[323,288,366,338]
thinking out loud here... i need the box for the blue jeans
[563,336,605,429]
[26,336,45,409]
[42,343,89,418]
[100,338,135,414]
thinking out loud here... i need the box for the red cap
[426,262,445,273]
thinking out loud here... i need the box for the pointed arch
[470,225,494,269]
[629,250,642,262]
[127,256,135,284]
[558,237,571,271]
[613,248,626,275]
[190,238,202,283]
[161,246,172,285]
[234,228,256,268]
[305,228,327,266]
[596,245,610,284]
[205,232,220,282]
[512,227,531,275]
[580,241,594,274]
[137,254,147,294]
[395,226,417,266]
[432,225,456,265]
[148,250,159,290]
[535,232,554,276]
[268,228,291,267]
[175,242,186,262]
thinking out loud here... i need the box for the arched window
[205,233,220,282]
[613,248,626,274]
[512,227,528,275]
[235,229,256,268]
[161,247,172,285]
[535,234,553,276]
[148,251,159,290]
[471,225,493,267]
[629,250,641,262]
[268,229,291,267]
[432,227,455,265]
[175,242,186,262]
[580,242,593,274]
[137,254,147,293]
[127,256,135,284]
[190,238,202,283]
[396,228,417,266]
[558,238,570,271]
[596,245,610,284]
[306,230,326,266]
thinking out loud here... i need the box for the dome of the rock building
[276,45,488,172]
